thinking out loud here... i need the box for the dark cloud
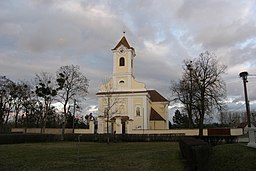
[0,0,256,115]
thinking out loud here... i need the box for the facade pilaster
[97,116,104,134]
[115,117,122,134]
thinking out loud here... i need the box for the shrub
[179,137,211,171]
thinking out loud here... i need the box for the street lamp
[72,99,79,133]
[239,71,251,127]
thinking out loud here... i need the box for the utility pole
[239,71,251,127]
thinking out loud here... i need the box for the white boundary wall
[130,128,242,136]
[12,127,243,136]
[11,128,94,134]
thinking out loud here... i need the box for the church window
[119,80,125,84]
[136,106,141,116]
[119,57,125,66]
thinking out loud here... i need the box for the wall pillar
[126,120,133,134]
[97,116,104,134]
[247,128,256,148]
[89,120,95,134]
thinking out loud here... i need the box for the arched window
[119,80,125,84]
[136,106,140,116]
[119,57,125,66]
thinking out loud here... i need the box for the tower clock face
[119,47,125,54]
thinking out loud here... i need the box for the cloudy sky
[0,0,256,118]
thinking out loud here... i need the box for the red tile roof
[147,90,169,102]
[150,108,165,121]
[112,36,134,50]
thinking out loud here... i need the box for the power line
[228,103,245,113]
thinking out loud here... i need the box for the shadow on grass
[0,142,187,171]
[206,143,256,171]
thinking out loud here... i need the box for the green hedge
[0,134,60,144]
[0,126,11,133]
[200,136,238,146]
[69,134,183,143]
[179,137,211,171]
[0,133,184,144]
[120,134,183,142]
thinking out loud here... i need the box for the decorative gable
[112,36,134,50]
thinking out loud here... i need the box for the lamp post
[186,61,193,128]
[72,99,77,133]
[239,71,251,127]
[0,92,3,125]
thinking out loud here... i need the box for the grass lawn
[0,142,186,171]
[207,143,256,171]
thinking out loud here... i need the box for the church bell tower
[111,36,136,90]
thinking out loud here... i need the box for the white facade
[97,36,169,134]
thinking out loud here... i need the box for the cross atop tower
[123,25,126,36]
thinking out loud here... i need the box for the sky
[0,0,256,120]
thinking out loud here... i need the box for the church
[96,36,169,134]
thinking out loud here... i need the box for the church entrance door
[121,121,126,134]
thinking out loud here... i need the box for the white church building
[96,36,169,134]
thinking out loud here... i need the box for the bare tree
[10,82,30,128]
[56,65,89,140]
[0,76,15,126]
[97,78,124,143]
[171,51,227,136]
[34,72,57,133]
[171,78,194,128]
[220,111,242,127]
[1,77,36,128]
